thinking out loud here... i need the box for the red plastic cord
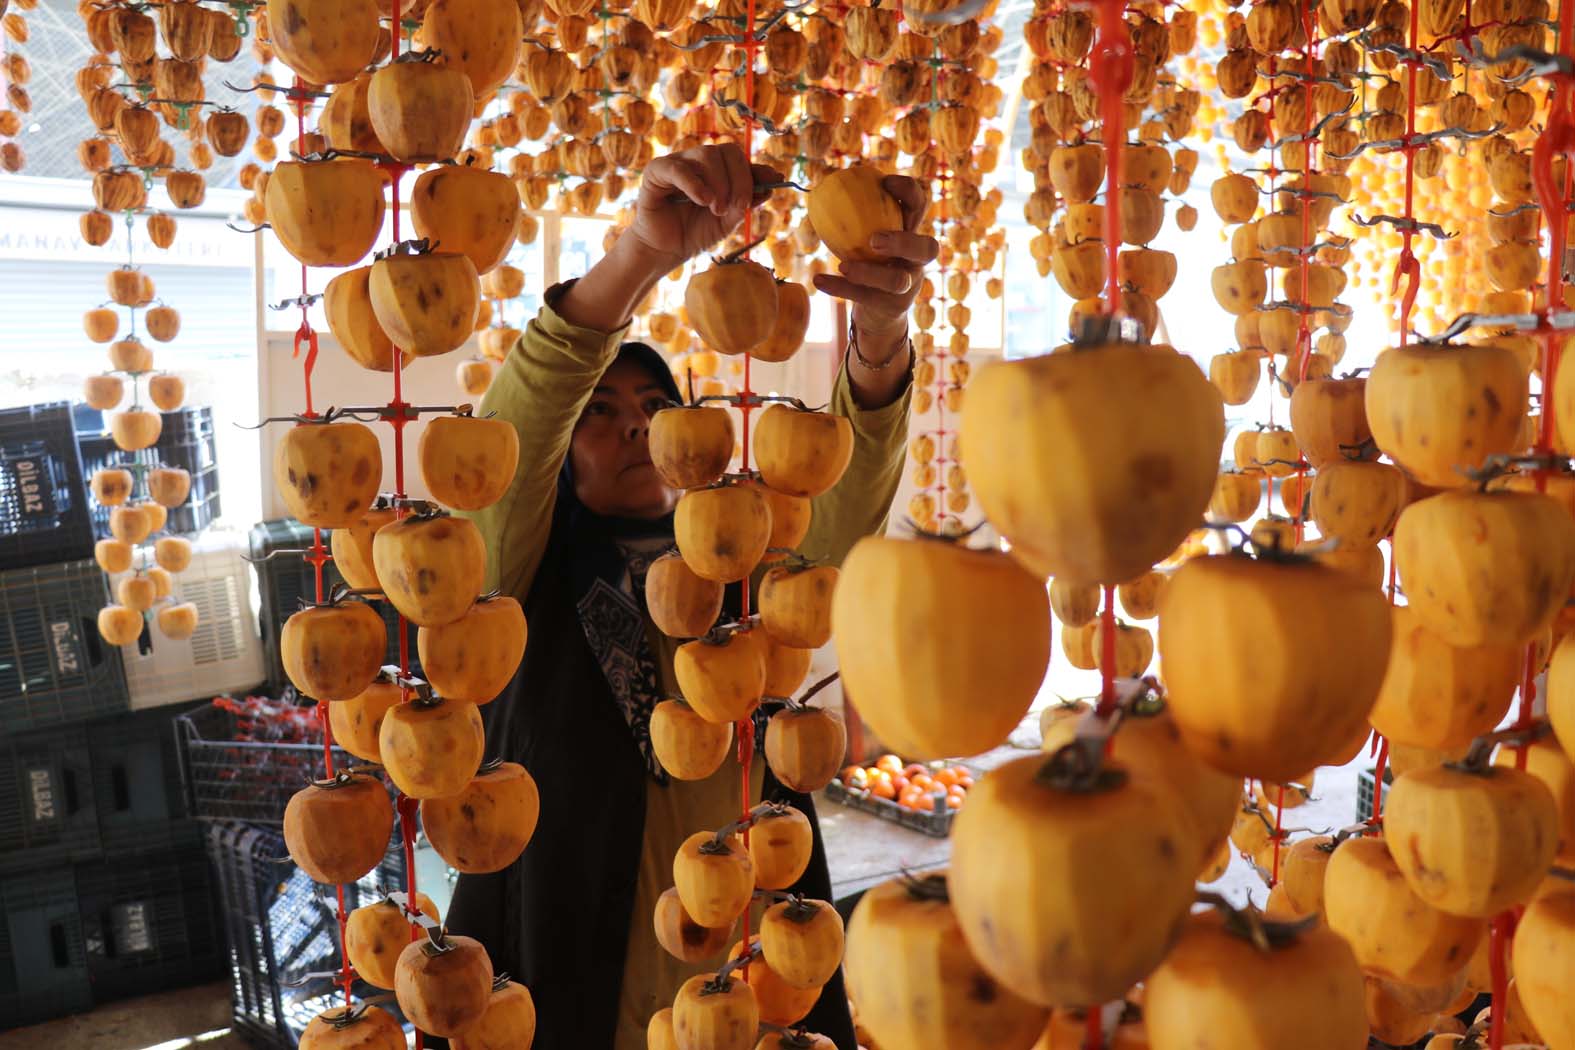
[1370,735,1390,820]
[287,70,355,1006]
[1091,0,1131,315]
[1485,16,1575,1048]
[1489,914,1513,1050]
[1083,7,1133,1040]
[735,0,761,965]
[1095,585,1118,716]
[373,4,424,1045]
[1268,783,1285,887]
[1393,0,1422,345]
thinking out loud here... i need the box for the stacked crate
[0,402,250,1031]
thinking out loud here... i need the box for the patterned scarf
[554,340,689,782]
[571,532,675,781]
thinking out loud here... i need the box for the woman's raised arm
[462,145,781,598]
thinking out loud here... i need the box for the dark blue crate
[249,519,417,695]
[0,403,96,572]
[206,821,409,1050]
[0,559,130,736]
[75,406,221,538]
[88,706,194,854]
[75,835,223,1003]
[0,724,101,876]
[0,866,91,1029]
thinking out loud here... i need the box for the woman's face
[570,357,679,519]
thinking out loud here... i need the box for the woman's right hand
[625,143,783,272]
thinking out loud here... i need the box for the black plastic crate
[249,518,416,694]
[75,406,221,538]
[206,821,409,1050]
[176,698,377,825]
[156,406,221,535]
[75,837,224,1003]
[823,777,959,838]
[0,724,101,877]
[0,865,92,1029]
[0,559,130,736]
[88,706,195,854]
[0,402,96,572]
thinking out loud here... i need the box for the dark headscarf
[551,342,687,780]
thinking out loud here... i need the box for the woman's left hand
[811,174,941,353]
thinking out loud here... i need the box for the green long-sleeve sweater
[460,284,911,1047]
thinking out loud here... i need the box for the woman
[444,143,937,1050]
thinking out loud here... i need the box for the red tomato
[889,774,910,795]
[934,768,961,789]
[910,773,935,792]
[902,763,927,779]
[946,790,967,809]
[871,779,896,800]
[955,773,975,790]
[875,754,903,774]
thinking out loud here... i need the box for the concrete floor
[0,981,245,1050]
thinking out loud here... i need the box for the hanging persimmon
[420,760,539,873]
[372,511,487,627]
[283,772,395,884]
[346,892,441,989]
[394,932,494,1038]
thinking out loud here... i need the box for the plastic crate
[157,406,221,535]
[1356,765,1394,823]
[249,518,417,694]
[76,406,221,538]
[0,724,101,876]
[0,402,96,573]
[0,558,130,736]
[75,837,224,1003]
[106,531,267,712]
[0,865,92,1029]
[823,775,961,838]
[87,706,198,855]
[206,821,409,1050]
[75,429,155,542]
[176,698,381,825]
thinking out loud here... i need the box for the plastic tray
[823,777,959,838]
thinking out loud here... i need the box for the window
[0,181,264,529]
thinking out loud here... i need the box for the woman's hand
[813,175,939,407]
[556,144,780,332]
[626,143,783,272]
[812,175,939,346]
